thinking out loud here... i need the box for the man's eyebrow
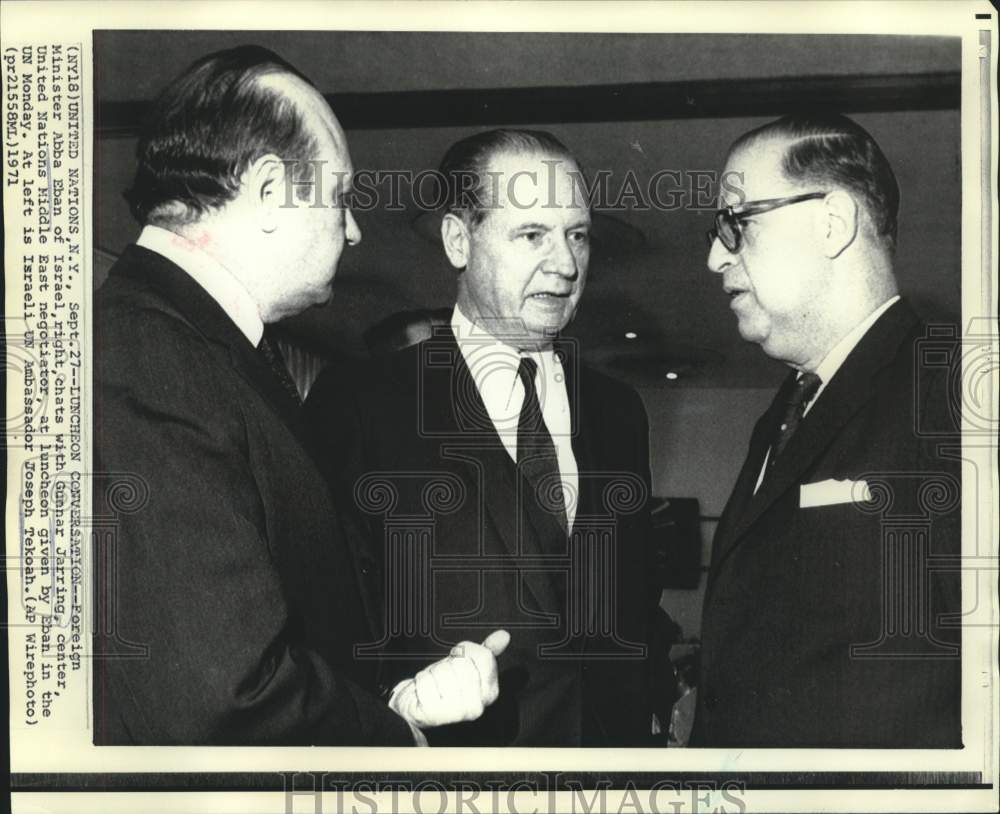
[507,219,591,234]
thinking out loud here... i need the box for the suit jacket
[691,299,962,747]
[304,328,663,746]
[92,245,412,745]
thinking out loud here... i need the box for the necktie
[516,356,567,535]
[257,331,302,407]
[768,371,821,466]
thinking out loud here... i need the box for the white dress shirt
[451,305,579,530]
[136,225,264,347]
[753,295,901,493]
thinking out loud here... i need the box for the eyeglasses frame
[707,191,829,253]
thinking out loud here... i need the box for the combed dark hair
[124,45,320,226]
[438,129,579,227]
[733,113,900,252]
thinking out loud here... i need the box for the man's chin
[522,320,567,348]
[735,317,767,346]
[524,310,572,336]
[311,284,334,309]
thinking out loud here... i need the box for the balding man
[94,46,506,745]
[692,113,961,747]
[306,129,665,746]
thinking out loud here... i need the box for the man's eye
[569,230,590,245]
[519,231,543,243]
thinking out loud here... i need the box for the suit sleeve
[629,389,680,724]
[95,313,412,745]
[303,358,371,489]
[910,356,963,745]
[633,391,661,613]
[302,360,387,544]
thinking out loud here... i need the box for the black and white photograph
[4,2,998,813]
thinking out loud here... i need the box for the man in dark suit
[692,113,961,747]
[93,46,507,745]
[306,130,665,746]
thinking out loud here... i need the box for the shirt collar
[451,304,522,367]
[812,295,900,387]
[136,225,264,347]
[450,305,556,374]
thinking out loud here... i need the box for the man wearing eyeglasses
[691,113,961,747]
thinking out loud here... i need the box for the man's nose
[345,209,362,247]
[706,234,733,275]
[546,233,580,278]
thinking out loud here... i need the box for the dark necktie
[516,356,567,535]
[257,331,302,407]
[768,371,822,466]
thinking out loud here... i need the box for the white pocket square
[800,478,872,508]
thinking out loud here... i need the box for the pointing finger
[481,629,511,657]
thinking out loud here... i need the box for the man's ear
[820,190,858,259]
[242,153,287,234]
[441,212,471,269]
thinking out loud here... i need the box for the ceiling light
[624,331,637,340]
[665,371,679,380]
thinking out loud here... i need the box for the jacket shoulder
[307,341,423,412]
[97,264,202,348]
[95,271,243,420]
[578,362,646,415]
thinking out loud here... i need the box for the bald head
[258,71,350,163]
[125,45,338,227]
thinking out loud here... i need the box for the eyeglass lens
[707,212,740,252]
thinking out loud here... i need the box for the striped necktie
[257,331,302,407]
[768,371,822,466]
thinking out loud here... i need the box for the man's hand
[389,630,510,733]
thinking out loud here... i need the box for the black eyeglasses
[706,192,828,253]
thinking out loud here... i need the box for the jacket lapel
[557,339,599,522]
[708,381,790,570]
[424,330,562,615]
[716,300,919,567]
[112,245,305,437]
